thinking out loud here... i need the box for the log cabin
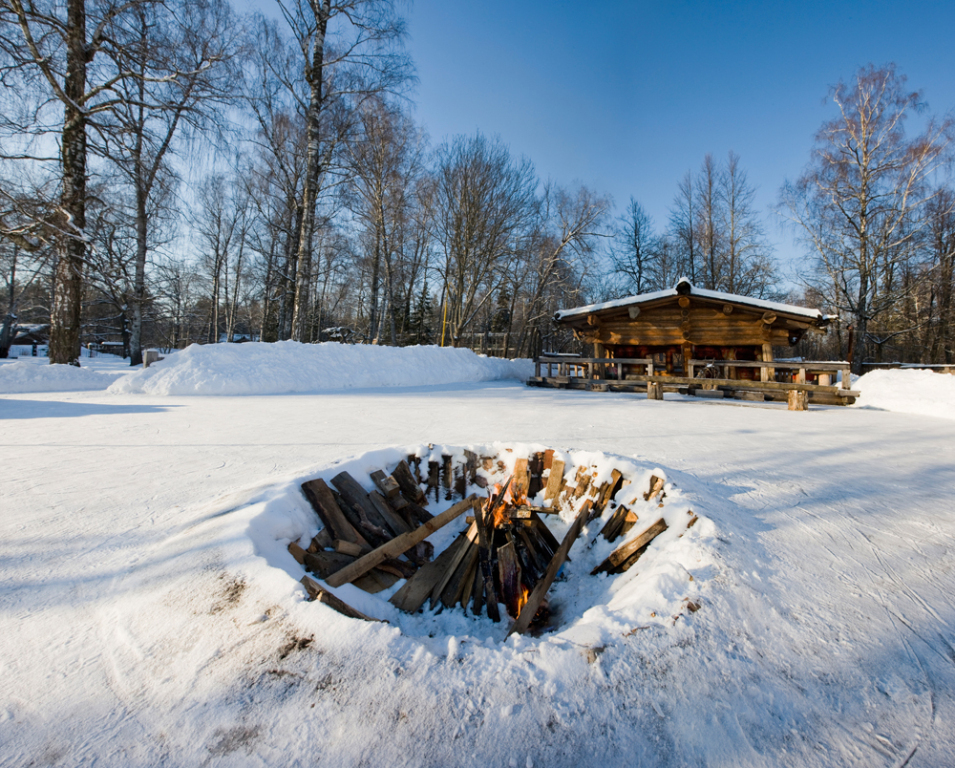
[553,277,832,381]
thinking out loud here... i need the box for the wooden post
[726,347,736,380]
[761,343,774,382]
[797,367,807,384]
[787,390,808,411]
[647,381,663,400]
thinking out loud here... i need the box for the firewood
[427,460,440,502]
[497,539,523,617]
[300,576,383,622]
[370,469,402,501]
[442,454,454,500]
[301,479,369,547]
[528,453,544,498]
[332,472,396,538]
[508,501,591,636]
[334,539,365,557]
[599,506,638,543]
[594,469,623,509]
[402,500,434,526]
[454,462,467,500]
[368,490,412,536]
[530,512,561,558]
[310,528,334,552]
[288,541,307,564]
[573,466,592,499]
[430,523,479,608]
[643,475,665,501]
[475,500,501,622]
[591,518,668,575]
[390,533,471,613]
[543,449,555,471]
[517,528,545,577]
[324,496,479,588]
[392,460,427,505]
[332,488,389,547]
[543,459,565,501]
[440,544,480,609]
[512,458,530,502]
[470,562,485,616]
[303,551,398,593]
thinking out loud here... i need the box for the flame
[514,583,530,617]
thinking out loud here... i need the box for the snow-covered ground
[2,352,955,767]
[854,368,955,421]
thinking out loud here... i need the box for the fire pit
[287,447,698,637]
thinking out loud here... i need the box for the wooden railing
[535,356,852,389]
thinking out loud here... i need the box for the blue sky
[401,0,955,283]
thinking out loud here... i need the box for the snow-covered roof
[555,278,830,323]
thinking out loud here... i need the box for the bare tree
[781,64,954,370]
[609,197,657,295]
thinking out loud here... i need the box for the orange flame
[514,583,530,617]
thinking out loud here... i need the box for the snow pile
[108,341,533,396]
[854,368,955,420]
[0,361,123,394]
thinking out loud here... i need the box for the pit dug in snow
[283,446,704,639]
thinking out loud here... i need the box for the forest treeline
[1,1,953,370]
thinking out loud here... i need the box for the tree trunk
[49,0,88,366]
[290,0,330,342]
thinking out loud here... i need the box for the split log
[591,518,668,575]
[431,523,479,608]
[402,500,434,526]
[512,458,530,502]
[301,479,369,547]
[508,501,591,636]
[643,475,665,501]
[470,562,485,616]
[440,543,480,609]
[332,472,396,538]
[302,576,388,624]
[497,539,523,617]
[543,449,555,471]
[599,507,638,543]
[389,533,470,613]
[310,528,334,551]
[324,496,479,588]
[594,470,623,509]
[475,500,501,622]
[543,459,565,501]
[427,460,441,502]
[334,539,365,557]
[304,551,398,593]
[288,541,307,564]
[368,490,412,536]
[300,576,384,622]
[392,460,427,505]
[528,452,545,498]
[370,470,408,510]
[331,488,389,547]
[573,467,592,499]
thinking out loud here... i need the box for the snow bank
[854,369,955,420]
[0,361,122,393]
[108,341,533,396]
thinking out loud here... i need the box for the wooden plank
[594,469,623,510]
[591,518,668,575]
[301,478,369,547]
[508,501,590,636]
[334,539,365,557]
[528,452,545,498]
[392,460,427,505]
[573,466,592,499]
[332,472,395,537]
[300,575,384,622]
[543,459,565,501]
[440,543,480,609]
[389,533,470,613]
[530,512,561,557]
[325,496,479,588]
[470,561,485,616]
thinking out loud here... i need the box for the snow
[854,368,955,420]
[2,352,955,767]
[0,360,125,393]
[108,341,533,396]
[555,280,829,321]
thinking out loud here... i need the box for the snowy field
[2,348,955,767]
